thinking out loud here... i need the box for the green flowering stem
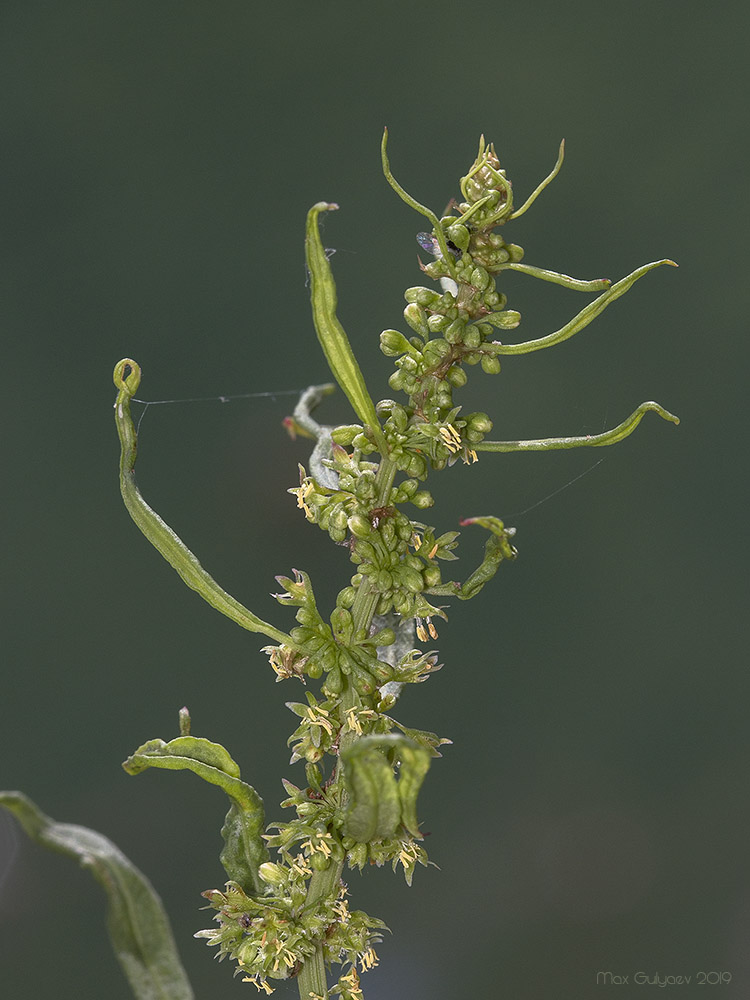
[509,138,565,219]
[488,259,677,355]
[475,401,680,453]
[305,205,388,454]
[113,359,298,648]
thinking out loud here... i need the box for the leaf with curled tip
[0,791,194,1000]
[123,735,269,896]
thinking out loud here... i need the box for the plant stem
[296,455,396,999]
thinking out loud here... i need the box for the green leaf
[341,735,431,842]
[123,735,269,895]
[489,259,678,354]
[304,204,388,452]
[476,401,680,453]
[112,359,297,648]
[0,791,194,1000]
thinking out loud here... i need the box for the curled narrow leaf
[304,206,387,452]
[490,260,677,354]
[113,359,296,648]
[123,734,269,895]
[476,401,680,453]
[0,791,194,1000]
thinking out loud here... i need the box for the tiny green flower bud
[323,665,344,695]
[404,285,441,307]
[470,265,491,290]
[427,314,448,333]
[467,412,493,433]
[423,564,442,587]
[411,490,434,509]
[376,594,393,615]
[331,607,354,644]
[444,319,466,344]
[403,303,430,338]
[465,351,482,365]
[445,365,467,387]
[295,607,319,627]
[481,354,502,374]
[445,222,470,251]
[309,852,331,872]
[337,586,356,608]
[485,310,521,329]
[507,243,524,262]
[380,329,412,357]
[290,626,316,644]
[400,566,424,593]
[258,862,286,886]
[330,505,349,530]
[388,371,405,391]
[348,513,372,538]
[331,424,362,445]
[348,842,368,868]
[463,325,482,349]
[306,658,324,679]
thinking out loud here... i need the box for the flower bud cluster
[377,141,535,472]
[196,878,385,993]
[266,570,442,705]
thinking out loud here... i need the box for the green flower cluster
[111,131,677,1000]
[197,874,385,993]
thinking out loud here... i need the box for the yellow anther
[439,424,462,453]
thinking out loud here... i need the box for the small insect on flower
[369,505,396,530]
[416,232,461,259]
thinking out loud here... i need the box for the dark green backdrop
[1,3,746,998]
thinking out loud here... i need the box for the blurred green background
[1,2,746,998]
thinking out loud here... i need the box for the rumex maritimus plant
[2,131,678,1000]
